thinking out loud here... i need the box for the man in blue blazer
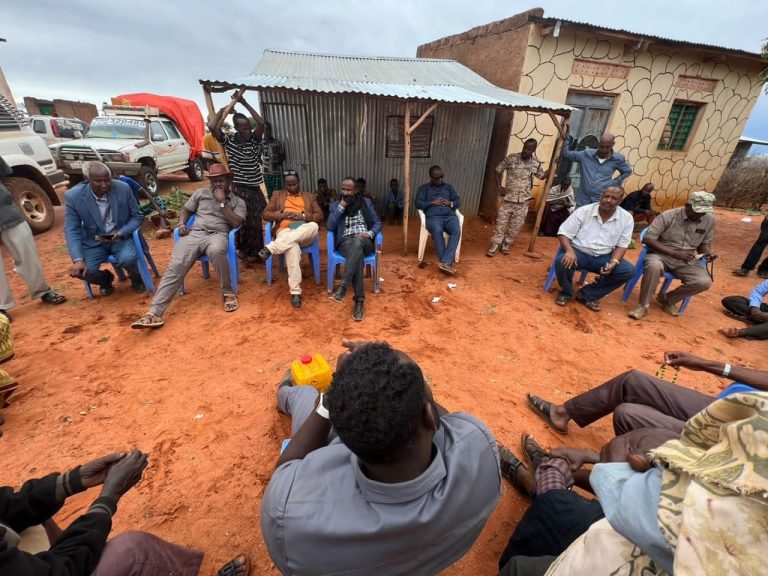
[65,162,145,295]
[327,177,381,321]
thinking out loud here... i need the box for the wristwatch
[315,393,329,419]
[219,202,226,209]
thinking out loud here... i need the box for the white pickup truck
[50,105,204,195]
[0,94,68,234]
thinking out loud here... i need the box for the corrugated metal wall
[259,91,494,214]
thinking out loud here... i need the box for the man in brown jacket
[260,170,324,307]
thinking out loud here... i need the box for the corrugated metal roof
[740,136,768,146]
[529,16,764,61]
[200,50,572,113]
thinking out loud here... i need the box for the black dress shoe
[131,281,146,293]
[258,247,272,262]
[353,301,364,321]
[330,285,347,302]
[291,294,302,307]
[98,270,115,296]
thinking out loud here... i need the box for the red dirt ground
[1,174,764,574]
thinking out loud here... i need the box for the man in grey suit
[64,162,144,295]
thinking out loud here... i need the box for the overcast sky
[2,0,767,142]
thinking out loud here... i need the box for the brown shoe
[732,268,750,277]
[656,293,679,317]
[438,263,455,276]
[521,434,549,472]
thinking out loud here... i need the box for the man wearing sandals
[262,340,500,575]
[0,158,66,320]
[553,186,635,312]
[132,164,245,329]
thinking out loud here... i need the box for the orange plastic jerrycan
[291,354,332,392]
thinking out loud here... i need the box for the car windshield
[86,117,145,139]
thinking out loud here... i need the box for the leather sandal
[526,393,568,435]
[498,444,532,500]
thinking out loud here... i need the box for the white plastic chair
[417,209,464,263]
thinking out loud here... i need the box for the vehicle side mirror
[152,135,165,142]
[73,130,83,139]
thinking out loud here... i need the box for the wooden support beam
[202,85,216,120]
[407,103,438,135]
[525,115,570,256]
[547,110,567,139]
[403,101,412,255]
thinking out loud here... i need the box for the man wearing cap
[131,164,246,329]
[628,191,717,320]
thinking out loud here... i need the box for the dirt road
[1,175,763,574]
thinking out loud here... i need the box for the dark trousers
[426,216,461,264]
[741,216,768,273]
[722,295,768,339]
[337,235,374,301]
[554,248,635,301]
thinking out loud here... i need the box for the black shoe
[759,270,768,279]
[131,281,146,293]
[353,301,364,321]
[291,294,302,308]
[98,270,115,296]
[330,285,347,302]
[258,247,272,262]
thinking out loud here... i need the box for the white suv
[0,95,68,234]
[30,115,88,145]
[50,105,204,194]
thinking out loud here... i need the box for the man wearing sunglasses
[260,170,324,307]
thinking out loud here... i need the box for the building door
[262,103,311,182]
[560,92,614,189]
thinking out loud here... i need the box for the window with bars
[386,115,434,158]
[658,101,703,151]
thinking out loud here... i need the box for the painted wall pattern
[509,27,764,210]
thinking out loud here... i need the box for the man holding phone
[64,162,145,295]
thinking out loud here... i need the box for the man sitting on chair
[328,177,381,322]
[131,164,245,329]
[65,161,145,296]
[627,191,716,321]
[554,186,635,312]
[259,170,324,308]
[415,166,461,276]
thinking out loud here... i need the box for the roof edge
[262,49,455,64]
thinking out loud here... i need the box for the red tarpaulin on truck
[112,93,204,160]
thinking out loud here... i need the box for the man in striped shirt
[209,94,269,264]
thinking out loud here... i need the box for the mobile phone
[97,233,116,241]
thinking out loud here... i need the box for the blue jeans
[554,247,635,301]
[426,216,461,264]
[83,236,139,287]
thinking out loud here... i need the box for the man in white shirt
[554,186,635,311]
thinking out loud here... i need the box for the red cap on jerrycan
[300,355,312,364]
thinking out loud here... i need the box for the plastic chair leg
[327,261,336,293]
[266,255,273,286]
[312,246,321,285]
[83,280,94,299]
[417,229,428,262]
[146,252,160,278]
[201,260,210,279]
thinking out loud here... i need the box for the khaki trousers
[0,221,50,310]
[150,231,231,317]
[267,222,319,295]
[491,200,528,245]
[639,252,712,306]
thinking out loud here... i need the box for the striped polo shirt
[221,134,264,187]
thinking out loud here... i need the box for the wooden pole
[403,101,412,255]
[407,103,438,135]
[202,85,216,120]
[525,114,570,256]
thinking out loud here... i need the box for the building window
[658,101,703,151]
[386,115,433,158]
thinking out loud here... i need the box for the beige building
[419,8,766,217]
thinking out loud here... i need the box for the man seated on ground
[415,165,462,275]
[627,191,716,320]
[525,350,768,452]
[620,182,657,224]
[64,161,145,296]
[261,340,500,576]
[131,164,245,329]
[0,449,250,576]
[0,158,66,321]
[382,178,405,225]
[719,277,768,340]
[553,186,634,312]
[260,170,324,308]
[313,178,336,222]
[327,177,382,321]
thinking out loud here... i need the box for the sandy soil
[1,174,764,574]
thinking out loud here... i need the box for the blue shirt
[562,147,632,206]
[748,279,768,308]
[415,183,461,219]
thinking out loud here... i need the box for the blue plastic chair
[621,228,706,314]
[717,383,758,399]
[543,246,590,292]
[264,222,321,286]
[172,215,240,295]
[327,231,383,294]
[83,229,159,298]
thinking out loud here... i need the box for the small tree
[715,155,768,209]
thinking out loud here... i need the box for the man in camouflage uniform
[488,138,548,257]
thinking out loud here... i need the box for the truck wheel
[186,158,204,182]
[139,166,158,195]
[3,177,55,234]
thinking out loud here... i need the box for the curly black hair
[327,343,427,465]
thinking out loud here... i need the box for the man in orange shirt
[261,170,324,307]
